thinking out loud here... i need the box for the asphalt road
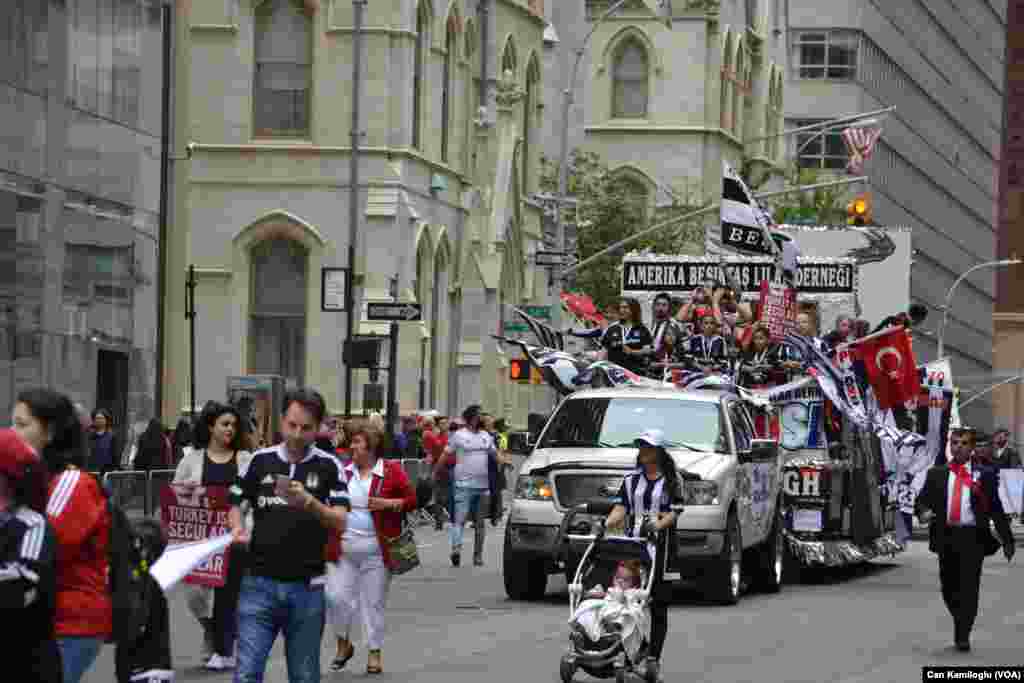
[84,515,1024,683]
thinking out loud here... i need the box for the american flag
[842,126,882,175]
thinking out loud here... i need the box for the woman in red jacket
[13,388,112,683]
[326,425,416,675]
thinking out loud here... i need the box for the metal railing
[101,461,448,524]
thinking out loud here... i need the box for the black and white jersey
[0,506,59,653]
[229,444,349,582]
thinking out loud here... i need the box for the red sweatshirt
[46,469,113,639]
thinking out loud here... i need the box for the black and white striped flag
[721,162,776,256]
[513,307,564,351]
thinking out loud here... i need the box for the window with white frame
[792,30,858,80]
[792,120,847,170]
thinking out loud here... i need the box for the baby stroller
[557,501,662,683]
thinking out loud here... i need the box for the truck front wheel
[503,530,548,600]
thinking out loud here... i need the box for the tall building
[994,0,1024,437]
[0,0,169,447]
[785,0,1005,429]
[164,0,552,424]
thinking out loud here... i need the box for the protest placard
[758,280,797,341]
[160,485,232,587]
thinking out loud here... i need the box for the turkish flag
[852,328,921,410]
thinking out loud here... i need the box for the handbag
[383,520,420,575]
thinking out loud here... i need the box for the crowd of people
[2,383,517,683]
[568,281,931,392]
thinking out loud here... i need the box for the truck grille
[552,473,626,510]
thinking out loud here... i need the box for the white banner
[150,534,233,592]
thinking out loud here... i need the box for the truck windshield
[538,397,722,451]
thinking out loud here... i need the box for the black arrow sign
[367,302,423,321]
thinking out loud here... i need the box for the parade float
[500,225,954,574]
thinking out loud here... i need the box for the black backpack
[100,480,162,645]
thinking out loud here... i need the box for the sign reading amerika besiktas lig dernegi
[622,259,855,294]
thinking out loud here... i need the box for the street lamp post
[344,0,367,418]
[937,258,1022,360]
[958,371,1024,409]
[553,0,653,308]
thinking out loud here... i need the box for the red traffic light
[510,358,530,381]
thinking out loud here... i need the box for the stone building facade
[541,0,789,220]
[163,0,554,424]
[1,0,168,451]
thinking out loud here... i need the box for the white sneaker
[206,654,236,670]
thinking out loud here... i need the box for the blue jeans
[234,574,326,683]
[449,486,489,554]
[57,636,104,683]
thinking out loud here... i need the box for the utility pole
[344,0,367,417]
[185,264,197,419]
[386,274,399,436]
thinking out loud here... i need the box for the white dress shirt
[946,461,976,527]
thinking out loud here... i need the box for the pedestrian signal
[846,193,872,226]
[510,358,530,381]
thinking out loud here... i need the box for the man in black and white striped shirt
[0,428,61,683]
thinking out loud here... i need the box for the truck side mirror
[739,438,778,464]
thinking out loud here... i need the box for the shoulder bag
[368,463,420,575]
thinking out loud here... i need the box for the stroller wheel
[559,656,575,683]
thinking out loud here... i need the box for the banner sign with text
[160,485,232,587]
[758,280,797,341]
[622,258,855,294]
[918,358,953,390]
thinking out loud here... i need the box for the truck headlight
[682,480,719,506]
[515,474,553,501]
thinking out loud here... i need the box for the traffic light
[509,358,530,382]
[846,193,872,226]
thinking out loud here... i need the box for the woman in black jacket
[88,408,120,475]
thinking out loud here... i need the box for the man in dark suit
[992,429,1022,469]
[915,428,1015,651]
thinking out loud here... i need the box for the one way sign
[367,301,423,322]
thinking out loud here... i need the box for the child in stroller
[560,530,659,683]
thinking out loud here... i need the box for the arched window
[720,35,732,130]
[254,0,312,137]
[523,58,540,192]
[501,39,517,76]
[412,1,428,150]
[612,39,648,118]
[249,239,307,385]
[441,16,457,163]
[732,44,745,135]
[616,175,649,220]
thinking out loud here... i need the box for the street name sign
[535,251,570,267]
[521,305,551,320]
[366,302,422,322]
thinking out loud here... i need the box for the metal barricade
[102,471,149,520]
[148,469,178,517]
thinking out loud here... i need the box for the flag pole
[745,106,895,145]
[831,325,906,355]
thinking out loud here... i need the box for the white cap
[635,429,665,448]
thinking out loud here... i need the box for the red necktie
[949,463,965,524]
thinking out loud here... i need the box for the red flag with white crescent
[850,328,920,410]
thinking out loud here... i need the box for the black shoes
[473,556,484,567]
[955,641,971,652]
[451,551,461,567]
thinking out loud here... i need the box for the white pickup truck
[503,385,785,605]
